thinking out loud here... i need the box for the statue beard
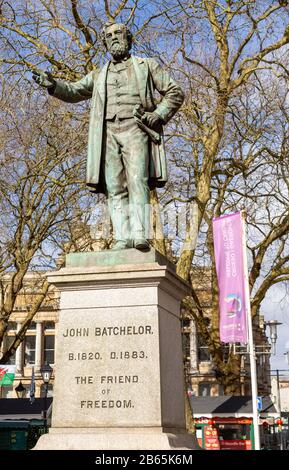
[108,41,129,61]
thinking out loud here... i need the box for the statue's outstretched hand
[32,71,56,89]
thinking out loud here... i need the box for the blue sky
[262,284,289,371]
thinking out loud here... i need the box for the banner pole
[240,210,260,450]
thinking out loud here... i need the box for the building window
[5,336,16,365]
[7,322,17,331]
[199,382,211,396]
[216,423,251,440]
[44,335,55,364]
[24,335,36,365]
[198,343,211,362]
[44,321,55,331]
[197,333,211,362]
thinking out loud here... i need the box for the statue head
[102,22,133,60]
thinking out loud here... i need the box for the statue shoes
[111,240,131,250]
[134,239,150,251]
[111,239,150,251]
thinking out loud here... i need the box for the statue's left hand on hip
[141,111,162,131]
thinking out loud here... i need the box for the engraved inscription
[100,375,139,384]
[94,325,153,336]
[63,327,89,337]
[75,376,94,384]
[110,350,147,359]
[68,352,102,361]
[62,325,153,338]
[60,321,155,416]
[80,400,133,409]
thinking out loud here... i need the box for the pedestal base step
[34,428,199,450]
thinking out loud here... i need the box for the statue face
[105,23,129,60]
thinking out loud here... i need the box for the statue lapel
[95,62,109,104]
[132,56,148,107]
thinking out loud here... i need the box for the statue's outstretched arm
[32,70,95,104]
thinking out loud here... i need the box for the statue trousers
[103,117,150,242]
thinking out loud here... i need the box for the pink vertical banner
[213,212,249,343]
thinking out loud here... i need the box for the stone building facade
[0,273,59,399]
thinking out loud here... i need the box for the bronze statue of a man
[33,23,184,251]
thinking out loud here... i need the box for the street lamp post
[232,323,282,450]
[263,320,283,450]
[265,320,282,355]
[276,368,283,451]
[271,369,289,450]
[40,362,53,433]
[233,319,282,449]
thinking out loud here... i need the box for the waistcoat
[106,58,141,119]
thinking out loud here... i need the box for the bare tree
[158,0,289,392]
[0,80,95,361]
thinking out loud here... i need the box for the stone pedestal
[35,249,198,450]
